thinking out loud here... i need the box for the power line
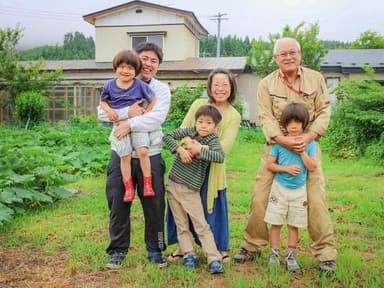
[210,12,228,57]
[0,5,82,21]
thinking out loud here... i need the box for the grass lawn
[0,128,383,287]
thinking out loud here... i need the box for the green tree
[0,26,62,118]
[247,22,327,77]
[62,32,95,59]
[19,31,95,60]
[350,30,384,49]
[200,35,252,57]
[321,40,351,49]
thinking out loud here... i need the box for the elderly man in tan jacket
[234,37,337,273]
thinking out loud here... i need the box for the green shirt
[163,127,224,191]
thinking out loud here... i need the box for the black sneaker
[233,247,261,264]
[148,252,168,268]
[105,252,126,269]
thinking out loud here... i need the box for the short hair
[134,42,164,64]
[195,105,222,125]
[273,37,301,55]
[112,49,141,75]
[280,102,309,129]
[206,68,237,104]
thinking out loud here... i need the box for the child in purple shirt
[99,49,158,202]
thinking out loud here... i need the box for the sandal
[220,251,230,263]
[167,253,183,262]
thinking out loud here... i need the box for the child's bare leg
[268,224,282,266]
[286,225,300,272]
[121,154,132,180]
[287,225,299,249]
[121,154,134,202]
[269,224,282,249]
[136,147,154,197]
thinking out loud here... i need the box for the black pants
[105,151,166,255]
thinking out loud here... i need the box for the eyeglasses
[276,50,299,58]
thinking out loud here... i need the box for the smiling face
[274,38,301,74]
[195,115,217,137]
[209,73,232,104]
[115,63,136,85]
[137,50,160,82]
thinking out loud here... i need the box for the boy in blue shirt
[264,102,317,272]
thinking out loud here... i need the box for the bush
[68,114,98,124]
[323,73,384,165]
[14,91,47,128]
[164,84,204,128]
[164,84,244,129]
[365,133,384,167]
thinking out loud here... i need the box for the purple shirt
[100,78,155,109]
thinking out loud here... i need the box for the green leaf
[31,191,53,203]
[0,203,14,225]
[9,173,35,184]
[48,186,74,199]
[34,166,58,177]
[0,188,23,204]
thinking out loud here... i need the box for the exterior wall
[163,25,199,61]
[93,6,201,62]
[95,24,198,62]
[237,73,260,125]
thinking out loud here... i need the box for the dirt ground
[0,245,317,288]
[0,246,122,288]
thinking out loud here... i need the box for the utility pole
[210,12,228,57]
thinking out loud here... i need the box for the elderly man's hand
[275,135,306,153]
[114,120,131,140]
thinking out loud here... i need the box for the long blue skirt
[166,175,229,252]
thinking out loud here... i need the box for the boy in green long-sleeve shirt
[163,105,224,274]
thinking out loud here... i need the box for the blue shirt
[270,141,317,189]
[100,78,155,109]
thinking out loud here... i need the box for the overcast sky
[1,0,383,49]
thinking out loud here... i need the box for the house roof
[83,0,208,37]
[322,49,384,73]
[160,57,247,74]
[40,57,248,75]
[36,49,384,76]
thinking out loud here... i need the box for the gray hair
[273,37,301,55]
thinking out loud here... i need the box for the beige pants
[166,179,221,264]
[243,145,337,262]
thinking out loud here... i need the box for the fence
[0,84,102,122]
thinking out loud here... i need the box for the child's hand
[285,165,301,176]
[107,110,119,122]
[177,147,193,164]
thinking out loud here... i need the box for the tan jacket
[257,66,331,143]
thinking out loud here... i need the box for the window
[129,32,166,49]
